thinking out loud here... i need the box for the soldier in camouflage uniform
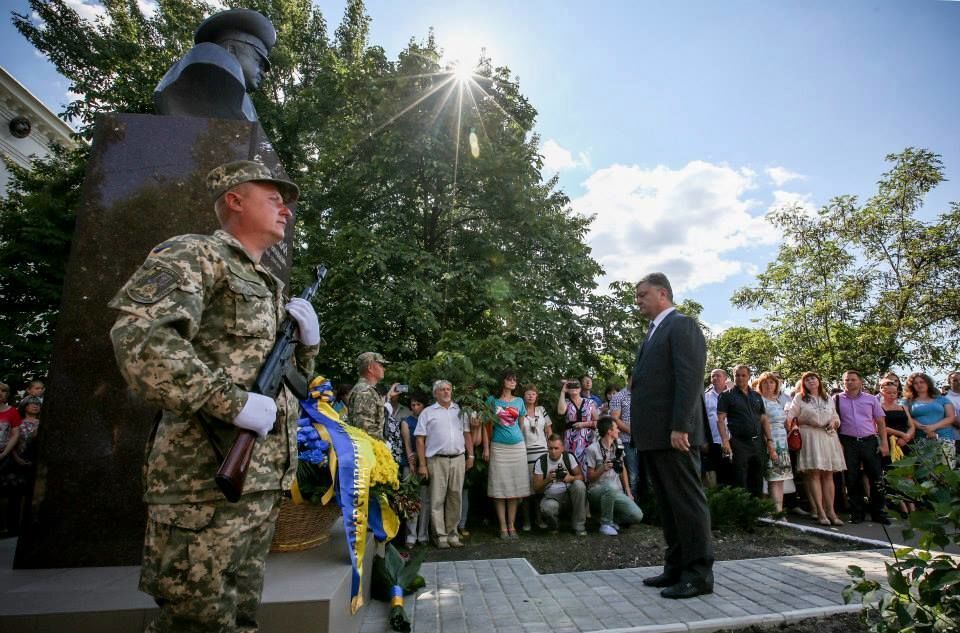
[346,352,390,439]
[110,160,319,633]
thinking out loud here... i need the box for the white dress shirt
[414,402,470,457]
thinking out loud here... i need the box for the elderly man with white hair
[413,380,474,548]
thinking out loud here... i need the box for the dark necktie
[645,320,657,343]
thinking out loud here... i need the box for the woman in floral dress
[756,372,794,513]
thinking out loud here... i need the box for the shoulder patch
[126,264,183,304]
[151,242,174,255]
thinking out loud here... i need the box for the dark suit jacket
[630,309,709,451]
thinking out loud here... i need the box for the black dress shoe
[871,514,892,526]
[642,572,680,588]
[849,514,865,524]
[661,581,713,600]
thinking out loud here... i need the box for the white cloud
[765,166,805,187]
[137,0,159,17]
[769,190,817,217]
[64,0,108,22]
[541,139,589,173]
[573,160,781,293]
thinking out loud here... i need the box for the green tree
[0,145,86,382]
[4,0,605,398]
[733,149,960,383]
[706,326,780,377]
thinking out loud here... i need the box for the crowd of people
[0,379,44,537]
[330,352,960,546]
[703,366,960,526]
[332,354,647,546]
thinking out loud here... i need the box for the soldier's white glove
[234,392,277,439]
[285,298,320,346]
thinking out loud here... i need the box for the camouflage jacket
[346,377,385,440]
[109,229,318,504]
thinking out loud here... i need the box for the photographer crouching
[532,435,587,535]
[585,416,644,535]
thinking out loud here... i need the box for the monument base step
[0,521,373,633]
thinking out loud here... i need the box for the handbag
[787,426,802,451]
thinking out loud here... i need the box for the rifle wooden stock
[213,265,327,502]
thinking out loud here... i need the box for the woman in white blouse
[520,384,551,530]
[787,371,846,526]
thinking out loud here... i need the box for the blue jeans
[623,445,641,498]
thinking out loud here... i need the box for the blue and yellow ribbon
[297,377,399,613]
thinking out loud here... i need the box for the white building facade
[0,66,76,194]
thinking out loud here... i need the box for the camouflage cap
[206,160,299,204]
[356,352,389,373]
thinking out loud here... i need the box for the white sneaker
[599,524,619,536]
[448,536,463,548]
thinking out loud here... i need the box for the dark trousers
[730,435,765,497]
[839,435,885,519]
[644,448,714,587]
[704,443,735,487]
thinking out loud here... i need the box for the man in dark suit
[630,272,714,599]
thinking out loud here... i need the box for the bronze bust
[154,9,276,121]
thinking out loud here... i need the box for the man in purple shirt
[836,370,890,525]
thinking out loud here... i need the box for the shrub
[706,486,775,532]
[843,440,960,632]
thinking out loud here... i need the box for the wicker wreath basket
[270,498,341,552]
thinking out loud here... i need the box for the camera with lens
[612,441,625,474]
[553,462,566,482]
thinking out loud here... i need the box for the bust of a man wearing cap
[108,159,321,630]
[154,8,276,121]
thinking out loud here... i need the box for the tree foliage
[844,441,960,632]
[733,149,960,384]
[706,326,779,377]
[0,145,87,383]
[2,0,613,400]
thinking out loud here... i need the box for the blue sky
[3,0,960,333]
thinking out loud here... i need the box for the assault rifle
[213,264,327,502]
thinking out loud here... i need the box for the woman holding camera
[483,370,530,539]
[557,379,599,478]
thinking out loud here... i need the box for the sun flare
[452,62,473,84]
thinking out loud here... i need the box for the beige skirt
[488,441,530,499]
[796,426,846,473]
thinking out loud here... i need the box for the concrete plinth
[0,521,373,633]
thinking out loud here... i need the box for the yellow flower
[339,421,399,489]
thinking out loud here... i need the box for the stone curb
[583,603,865,633]
[759,516,896,549]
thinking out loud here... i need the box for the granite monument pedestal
[14,113,297,568]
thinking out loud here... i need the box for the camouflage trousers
[141,491,281,633]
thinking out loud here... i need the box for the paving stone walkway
[359,550,890,633]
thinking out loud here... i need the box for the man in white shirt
[414,380,474,549]
[702,369,730,487]
[532,435,587,535]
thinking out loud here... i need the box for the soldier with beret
[346,352,391,440]
[154,8,277,121]
[109,159,319,632]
